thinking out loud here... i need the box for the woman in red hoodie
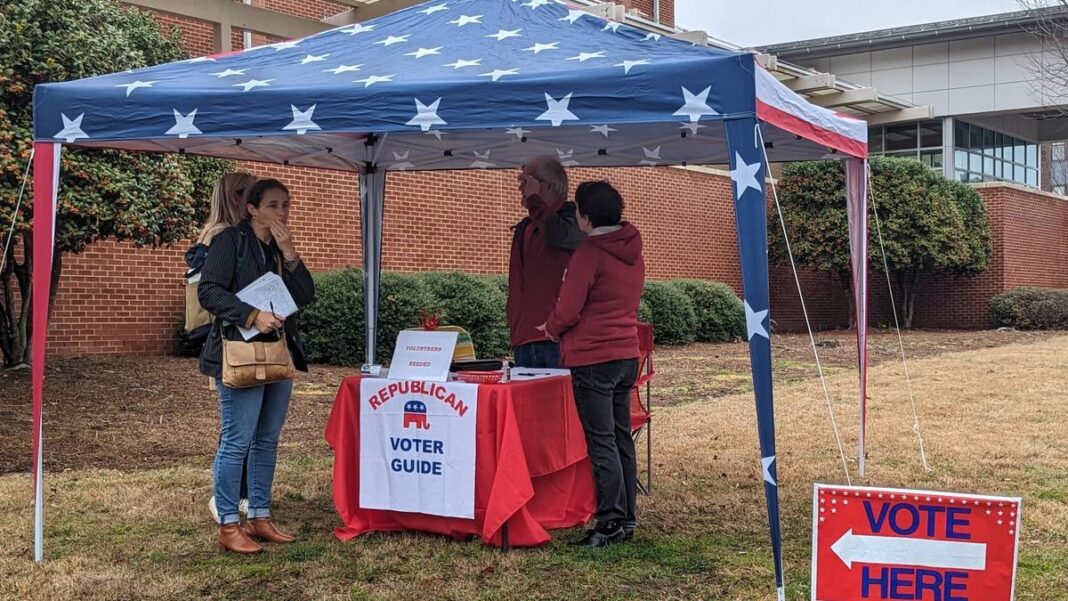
[539,180,645,547]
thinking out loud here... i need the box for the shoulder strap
[236,229,251,273]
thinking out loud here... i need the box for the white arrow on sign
[832,529,987,570]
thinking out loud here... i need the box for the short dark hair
[575,180,624,228]
[246,178,289,208]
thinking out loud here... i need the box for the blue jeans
[513,341,561,368]
[213,380,293,525]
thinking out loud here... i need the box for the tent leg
[845,158,869,478]
[358,165,385,367]
[725,119,784,601]
[31,142,61,563]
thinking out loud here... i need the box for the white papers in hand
[235,272,297,341]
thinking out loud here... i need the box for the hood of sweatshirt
[586,222,642,265]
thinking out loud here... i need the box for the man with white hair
[507,155,586,368]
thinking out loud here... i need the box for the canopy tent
[30,0,869,595]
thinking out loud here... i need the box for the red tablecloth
[324,375,596,547]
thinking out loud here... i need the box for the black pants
[571,358,640,526]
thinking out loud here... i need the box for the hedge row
[990,287,1068,330]
[300,270,746,366]
[639,279,746,345]
[300,270,509,365]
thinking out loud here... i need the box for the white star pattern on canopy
[165,109,201,139]
[33,0,867,171]
[212,68,247,78]
[444,58,481,69]
[761,456,777,486]
[233,79,274,92]
[420,3,448,16]
[523,42,559,54]
[406,98,446,131]
[283,104,320,135]
[449,15,482,27]
[480,68,520,81]
[730,153,763,200]
[744,300,769,341]
[616,59,651,75]
[405,47,442,59]
[673,86,718,122]
[488,29,522,41]
[115,80,158,97]
[537,93,578,127]
[325,64,362,75]
[54,113,88,143]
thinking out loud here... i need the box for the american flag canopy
[32,0,865,171]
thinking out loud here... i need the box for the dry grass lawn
[0,332,1065,600]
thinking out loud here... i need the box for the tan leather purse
[221,334,295,389]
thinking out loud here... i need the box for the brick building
[42,1,1068,357]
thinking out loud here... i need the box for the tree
[1018,2,1068,110]
[0,0,230,368]
[769,156,992,328]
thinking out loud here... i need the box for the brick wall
[141,10,220,57]
[621,0,674,26]
[47,173,1068,357]
[48,165,743,356]
[256,0,348,21]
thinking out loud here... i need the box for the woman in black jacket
[198,178,315,554]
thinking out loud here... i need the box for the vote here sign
[812,484,1021,601]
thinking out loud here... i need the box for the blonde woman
[199,172,256,244]
[185,172,257,525]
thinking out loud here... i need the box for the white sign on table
[387,330,458,382]
[359,378,478,519]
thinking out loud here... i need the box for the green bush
[378,272,436,360]
[640,281,697,345]
[667,279,746,342]
[480,274,509,298]
[302,268,364,366]
[990,287,1068,330]
[638,299,652,324]
[416,272,510,359]
[303,270,744,363]
[301,269,433,365]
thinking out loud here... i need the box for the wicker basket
[455,371,503,384]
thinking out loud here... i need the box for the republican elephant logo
[402,400,431,430]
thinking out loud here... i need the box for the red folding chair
[630,322,655,495]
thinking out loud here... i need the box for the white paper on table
[387,330,458,382]
[509,368,572,381]
[235,272,297,341]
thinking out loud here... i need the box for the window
[885,123,919,152]
[1050,143,1068,196]
[951,121,1040,188]
[868,119,945,173]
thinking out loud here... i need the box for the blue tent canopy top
[28,3,871,599]
[33,0,865,171]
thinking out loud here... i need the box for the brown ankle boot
[219,523,263,554]
[245,518,296,544]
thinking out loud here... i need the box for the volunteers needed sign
[812,484,1021,601]
[359,378,478,519]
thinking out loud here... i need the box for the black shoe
[569,523,625,548]
[622,525,635,541]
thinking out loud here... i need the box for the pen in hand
[269,301,282,337]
